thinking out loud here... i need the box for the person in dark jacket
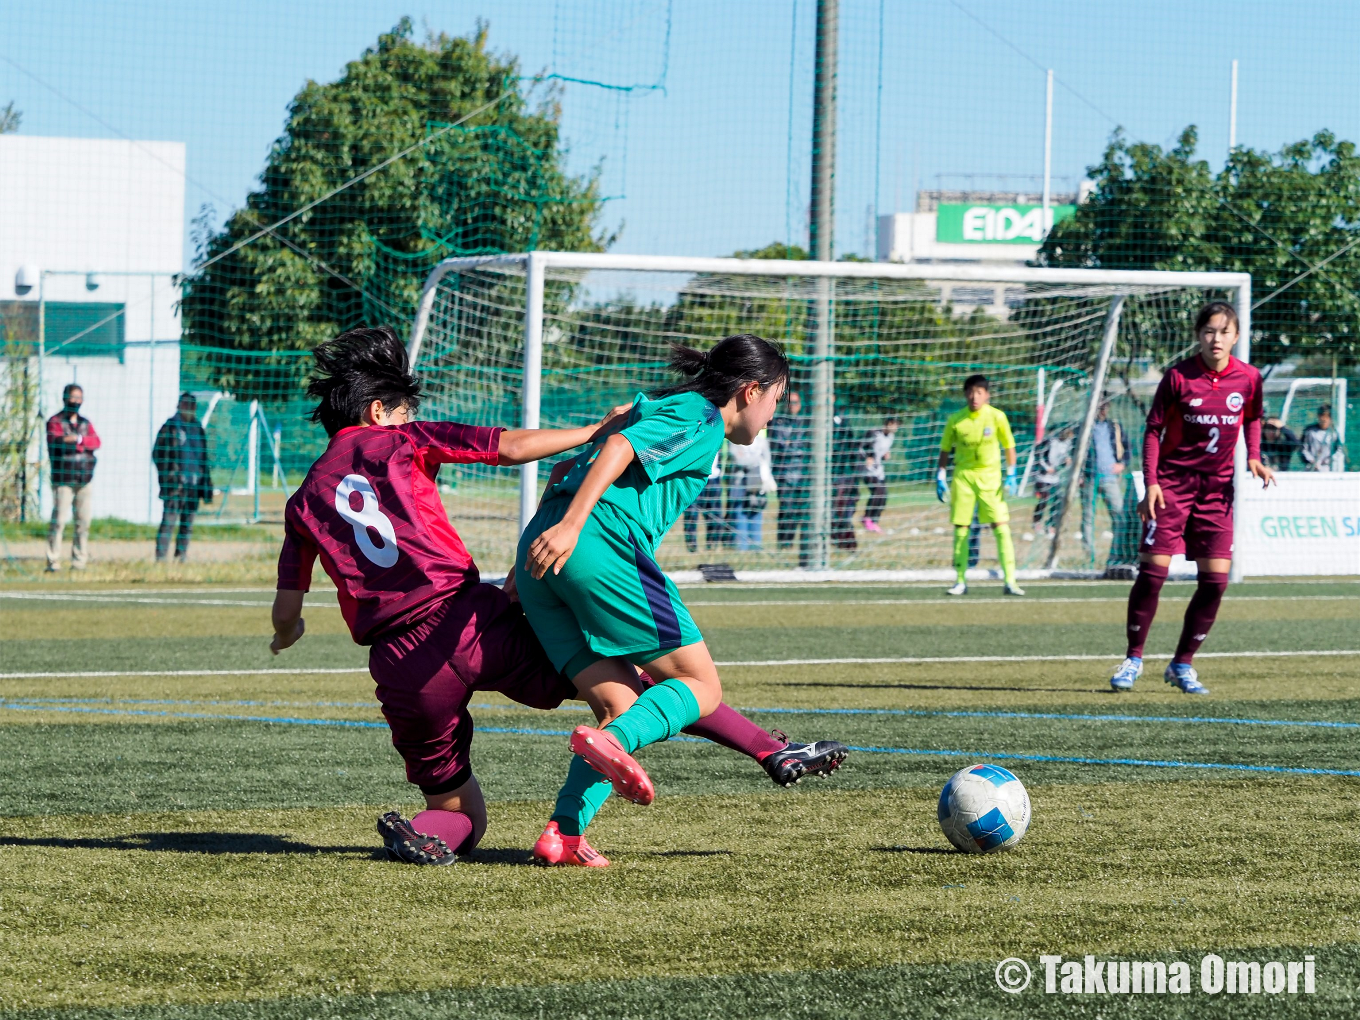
[152,392,213,562]
[1260,418,1300,471]
[768,389,812,564]
[46,383,101,571]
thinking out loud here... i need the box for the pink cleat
[532,821,610,867]
[862,518,882,533]
[569,725,655,805]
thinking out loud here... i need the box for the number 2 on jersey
[334,474,399,567]
[1205,427,1220,454]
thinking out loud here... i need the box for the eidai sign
[936,203,1076,244]
[1236,472,1360,576]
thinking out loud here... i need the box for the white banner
[1235,472,1360,576]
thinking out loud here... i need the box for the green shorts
[950,468,1010,526]
[514,497,702,679]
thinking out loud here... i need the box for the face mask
[64,402,82,414]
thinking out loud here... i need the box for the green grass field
[2,578,1359,1018]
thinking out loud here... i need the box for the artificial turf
[1,580,1358,1016]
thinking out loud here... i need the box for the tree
[1038,126,1360,365]
[0,102,20,134]
[181,19,607,394]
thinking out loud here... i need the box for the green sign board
[936,203,1076,244]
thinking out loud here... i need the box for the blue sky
[5,0,1360,268]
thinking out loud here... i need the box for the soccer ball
[937,763,1031,853]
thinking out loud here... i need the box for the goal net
[408,253,1248,579]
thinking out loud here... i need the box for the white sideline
[3,648,1359,680]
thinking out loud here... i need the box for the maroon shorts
[368,583,575,794]
[1141,471,1235,560]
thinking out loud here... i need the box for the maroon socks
[638,670,785,762]
[683,702,786,762]
[1174,571,1229,664]
[1126,562,1169,658]
[411,808,476,855]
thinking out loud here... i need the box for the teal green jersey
[546,391,725,552]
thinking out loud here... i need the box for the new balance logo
[1189,398,1204,406]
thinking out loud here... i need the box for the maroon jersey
[1143,355,1262,484]
[278,421,504,644]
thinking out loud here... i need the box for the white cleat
[1004,583,1025,596]
[946,582,968,596]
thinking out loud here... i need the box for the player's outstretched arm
[497,404,633,465]
[270,590,306,654]
[525,432,636,578]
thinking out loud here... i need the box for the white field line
[1,591,1354,609]
[3,648,1360,680]
[714,650,1360,666]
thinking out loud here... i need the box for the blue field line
[5,694,1360,732]
[1,700,1355,777]
[842,743,1360,778]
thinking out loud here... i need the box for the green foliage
[181,19,607,397]
[1039,126,1360,364]
[0,101,19,134]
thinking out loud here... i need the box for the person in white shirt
[1300,406,1343,472]
[727,429,777,551]
[859,416,899,533]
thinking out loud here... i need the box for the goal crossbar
[407,252,1252,577]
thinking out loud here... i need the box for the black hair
[658,333,790,405]
[963,374,989,393]
[884,415,901,425]
[1194,301,1239,334]
[62,383,83,402]
[1319,404,1333,417]
[178,391,197,407]
[307,326,421,437]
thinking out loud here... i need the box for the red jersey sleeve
[81,422,101,452]
[1142,372,1177,485]
[1244,369,1264,462]
[397,421,505,467]
[277,513,317,592]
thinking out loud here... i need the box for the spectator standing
[859,416,900,533]
[829,411,859,550]
[152,392,214,562]
[1260,418,1299,471]
[727,429,777,551]
[768,389,811,564]
[1300,406,1342,472]
[45,384,100,572]
[1082,402,1127,562]
[683,451,725,552]
[1032,425,1074,537]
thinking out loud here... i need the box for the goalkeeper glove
[935,468,949,503]
[1004,465,1019,497]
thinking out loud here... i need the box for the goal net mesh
[412,261,1230,575]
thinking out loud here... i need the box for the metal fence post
[520,252,545,536]
[1046,294,1125,570]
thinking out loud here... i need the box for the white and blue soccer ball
[937,763,1031,853]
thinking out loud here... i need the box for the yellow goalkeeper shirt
[940,404,1015,475]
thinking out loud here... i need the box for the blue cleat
[1110,656,1142,691]
[1164,661,1209,695]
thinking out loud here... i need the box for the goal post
[408,252,1250,579]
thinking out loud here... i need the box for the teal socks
[604,678,701,753]
[549,678,702,836]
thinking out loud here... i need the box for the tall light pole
[1043,69,1053,227]
[808,0,838,571]
[1229,59,1239,153]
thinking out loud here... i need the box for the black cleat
[377,811,460,865]
[761,731,850,787]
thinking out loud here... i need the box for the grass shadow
[0,831,378,856]
[872,845,956,855]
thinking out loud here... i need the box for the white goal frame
[408,252,1251,577]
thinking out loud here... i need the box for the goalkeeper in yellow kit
[935,374,1024,597]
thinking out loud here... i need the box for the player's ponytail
[307,326,422,436]
[657,333,790,406]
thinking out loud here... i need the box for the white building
[0,134,185,524]
[877,188,1090,315]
